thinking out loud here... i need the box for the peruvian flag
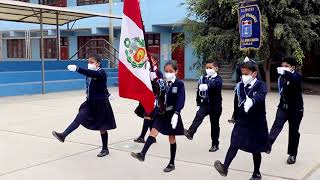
[118,0,155,113]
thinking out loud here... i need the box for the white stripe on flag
[119,14,152,91]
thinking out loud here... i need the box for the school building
[0,0,319,96]
[0,0,198,96]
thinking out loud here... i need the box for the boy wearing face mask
[184,61,222,152]
[268,57,304,164]
[214,61,269,180]
[52,54,116,157]
[131,61,185,173]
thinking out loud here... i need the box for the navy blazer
[231,80,269,153]
[196,75,223,109]
[76,67,108,101]
[159,79,185,114]
[234,80,268,124]
[278,71,304,111]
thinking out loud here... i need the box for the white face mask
[165,73,176,82]
[206,69,216,76]
[242,75,254,86]
[88,63,97,70]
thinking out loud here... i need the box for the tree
[183,0,320,88]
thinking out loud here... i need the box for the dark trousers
[269,107,304,156]
[188,104,222,146]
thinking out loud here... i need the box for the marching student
[133,55,163,143]
[184,60,223,152]
[268,57,304,164]
[131,61,185,173]
[52,54,116,157]
[214,61,269,180]
[229,57,255,123]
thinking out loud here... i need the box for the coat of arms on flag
[124,37,147,68]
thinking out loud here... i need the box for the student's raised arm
[76,67,106,79]
[208,76,223,89]
[282,71,302,85]
[251,82,268,106]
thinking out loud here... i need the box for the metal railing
[69,38,119,68]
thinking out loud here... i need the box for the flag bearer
[134,55,163,143]
[131,61,186,173]
[52,54,117,157]
[184,60,223,152]
[268,57,304,164]
[214,61,269,180]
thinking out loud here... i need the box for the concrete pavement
[0,82,319,180]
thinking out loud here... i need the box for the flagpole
[138,0,153,72]
[109,0,115,68]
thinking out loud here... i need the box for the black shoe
[250,173,262,180]
[163,164,175,173]
[287,156,296,164]
[214,160,228,177]
[184,129,193,140]
[97,149,109,157]
[209,145,219,152]
[131,152,145,162]
[52,131,65,143]
[133,137,145,143]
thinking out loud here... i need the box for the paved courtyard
[0,82,319,180]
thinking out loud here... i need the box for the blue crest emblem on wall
[242,20,252,37]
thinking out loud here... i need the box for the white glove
[171,113,179,129]
[150,72,157,81]
[199,84,208,91]
[153,66,158,71]
[108,94,115,101]
[244,56,250,62]
[67,65,77,72]
[244,95,253,113]
[277,67,291,75]
[277,67,285,75]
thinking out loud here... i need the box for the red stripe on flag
[118,61,155,114]
[123,0,143,30]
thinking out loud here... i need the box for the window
[43,38,57,59]
[60,37,69,46]
[42,37,68,59]
[7,39,26,59]
[77,36,109,59]
[77,0,109,6]
[146,33,160,46]
[145,33,160,65]
[39,0,67,7]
